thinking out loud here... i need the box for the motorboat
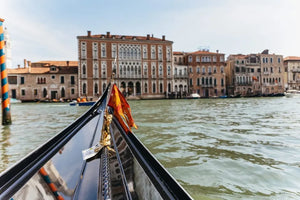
[284,90,300,98]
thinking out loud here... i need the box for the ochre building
[7,60,78,101]
[184,50,226,97]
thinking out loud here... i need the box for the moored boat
[186,93,200,99]
[0,83,192,200]
[284,90,300,98]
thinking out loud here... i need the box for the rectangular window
[60,76,64,84]
[81,42,86,58]
[112,44,117,58]
[190,67,193,73]
[93,42,98,59]
[190,79,193,86]
[158,46,163,61]
[20,77,25,84]
[34,89,38,96]
[151,45,156,59]
[166,46,171,62]
[143,45,148,59]
[278,58,281,63]
[71,76,75,84]
[21,89,25,96]
[71,88,75,95]
[101,43,106,58]
[8,76,17,84]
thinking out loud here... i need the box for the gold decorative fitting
[100,109,115,153]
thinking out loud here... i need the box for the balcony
[291,69,300,73]
[174,74,188,78]
[237,82,252,86]
[202,84,214,88]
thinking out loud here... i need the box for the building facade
[7,60,78,101]
[284,56,300,90]
[184,50,226,97]
[172,51,188,98]
[226,50,285,96]
[77,31,173,100]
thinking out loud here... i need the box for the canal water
[1,96,300,199]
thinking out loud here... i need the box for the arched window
[94,83,98,94]
[61,87,65,98]
[83,83,86,94]
[82,64,86,75]
[43,88,47,98]
[103,83,106,93]
[144,83,148,93]
[153,83,156,93]
[160,83,163,93]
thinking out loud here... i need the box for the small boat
[10,98,22,103]
[69,100,77,106]
[78,101,95,106]
[284,90,300,98]
[186,93,200,99]
[0,83,192,200]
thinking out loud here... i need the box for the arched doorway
[128,82,134,96]
[136,82,141,95]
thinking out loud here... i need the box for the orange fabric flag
[252,76,258,81]
[108,84,137,133]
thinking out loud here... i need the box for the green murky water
[1,96,300,199]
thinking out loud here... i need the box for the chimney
[151,34,154,38]
[18,64,20,69]
[66,61,69,66]
[216,50,219,53]
[87,30,91,37]
[106,32,110,38]
[24,59,27,68]
[147,34,150,40]
[162,35,165,41]
[27,61,31,67]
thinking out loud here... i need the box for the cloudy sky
[1,0,300,67]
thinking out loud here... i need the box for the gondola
[0,83,193,200]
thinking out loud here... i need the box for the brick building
[7,60,78,101]
[77,31,173,100]
[226,50,285,96]
[184,50,226,97]
[284,56,300,90]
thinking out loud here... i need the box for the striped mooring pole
[0,18,11,125]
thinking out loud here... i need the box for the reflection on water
[1,98,300,199]
[0,103,87,172]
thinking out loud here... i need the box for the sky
[1,0,300,68]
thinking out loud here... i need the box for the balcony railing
[291,69,300,73]
[174,74,188,78]
[201,84,214,88]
